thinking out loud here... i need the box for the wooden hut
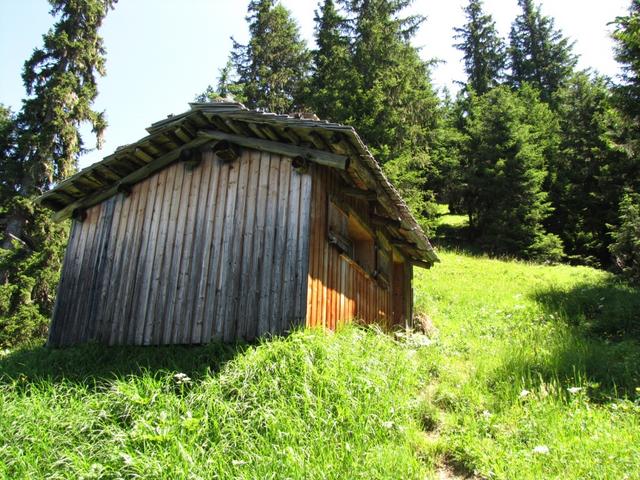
[39,102,438,347]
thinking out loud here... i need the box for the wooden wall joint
[71,208,87,222]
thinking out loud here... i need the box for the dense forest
[1,0,640,348]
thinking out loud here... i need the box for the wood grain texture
[49,147,313,346]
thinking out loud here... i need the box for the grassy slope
[1,244,639,478]
[415,251,640,479]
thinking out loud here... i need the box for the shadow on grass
[516,278,640,400]
[0,340,248,387]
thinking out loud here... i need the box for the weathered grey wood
[293,172,313,325]
[247,152,270,340]
[258,153,280,337]
[132,170,163,344]
[203,159,229,342]
[270,155,291,334]
[191,152,219,344]
[64,208,96,345]
[218,158,240,341]
[176,160,204,343]
[224,152,251,342]
[146,165,179,345]
[49,137,213,222]
[164,164,193,344]
[118,180,149,344]
[281,166,301,333]
[198,130,349,171]
[48,219,81,345]
[83,198,115,342]
[236,149,260,340]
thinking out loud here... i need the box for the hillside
[1,249,639,479]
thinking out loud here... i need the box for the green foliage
[0,327,436,478]
[509,0,577,105]
[229,0,311,113]
[383,152,438,236]
[16,0,116,189]
[304,0,355,122]
[454,0,507,95]
[0,106,19,200]
[610,192,640,283]
[462,85,563,261]
[548,73,630,266]
[0,196,68,349]
[612,0,640,123]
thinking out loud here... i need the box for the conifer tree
[305,0,353,122]
[453,0,507,95]
[463,85,563,260]
[0,0,115,348]
[339,0,440,162]
[548,73,629,266]
[509,0,577,104]
[230,0,311,113]
[612,0,640,123]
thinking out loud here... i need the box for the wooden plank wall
[306,165,408,330]
[48,148,312,346]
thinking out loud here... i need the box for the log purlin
[305,165,405,331]
[48,147,313,346]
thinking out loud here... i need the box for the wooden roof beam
[198,130,349,170]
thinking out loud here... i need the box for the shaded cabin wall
[305,165,412,330]
[49,148,312,347]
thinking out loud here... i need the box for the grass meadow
[1,211,639,479]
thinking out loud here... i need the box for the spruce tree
[548,73,629,266]
[230,0,311,113]
[453,0,507,95]
[463,85,563,260]
[612,0,640,123]
[305,0,353,122]
[0,0,115,348]
[509,0,577,104]
[339,0,440,162]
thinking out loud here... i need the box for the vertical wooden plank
[257,153,280,337]
[269,155,291,334]
[133,169,166,344]
[65,207,97,345]
[173,163,203,343]
[223,151,251,342]
[153,162,186,344]
[280,165,301,333]
[146,164,179,345]
[83,198,116,342]
[191,152,219,344]
[95,195,124,343]
[116,180,150,344]
[202,158,229,342]
[236,149,261,340]
[216,156,240,341]
[48,219,81,346]
[294,171,312,327]
[163,164,193,344]
[246,151,270,340]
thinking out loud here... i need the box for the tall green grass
[0,327,437,479]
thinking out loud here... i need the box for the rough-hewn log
[198,130,349,170]
[342,187,377,200]
[370,214,402,229]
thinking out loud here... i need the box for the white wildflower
[173,373,192,385]
[532,445,550,455]
[567,387,582,394]
[482,410,492,419]
[519,389,530,398]
[381,421,395,429]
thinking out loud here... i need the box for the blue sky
[0,0,631,170]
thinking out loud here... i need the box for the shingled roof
[38,102,438,265]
